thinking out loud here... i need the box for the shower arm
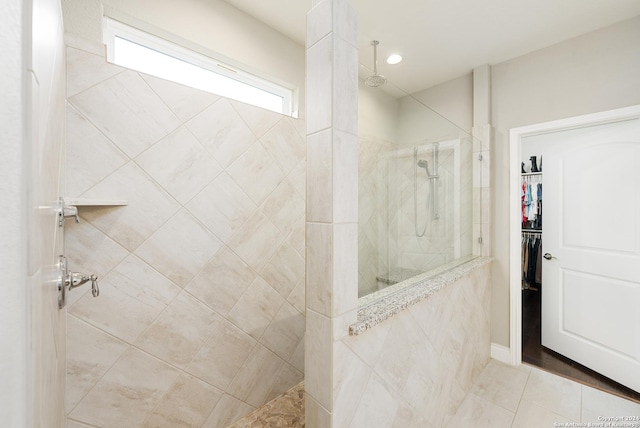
[373,41,379,75]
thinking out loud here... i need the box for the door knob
[543,253,556,260]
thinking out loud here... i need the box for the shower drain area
[227,382,305,428]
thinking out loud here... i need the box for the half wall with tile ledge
[337,257,492,427]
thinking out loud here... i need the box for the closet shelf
[63,198,128,206]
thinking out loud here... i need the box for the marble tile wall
[305,0,360,425]
[64,36,306,427]
[334,262,492,427]
[393,146,455,272]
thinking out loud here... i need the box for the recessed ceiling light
[386,54,403,65]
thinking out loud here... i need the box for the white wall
[61,0,306,108]
[490,15,640,346]
[358,73,473,145]
[0,1,29,425]
[358,80,399,142]
[412,74,473,134]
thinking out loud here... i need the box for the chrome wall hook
[57,197,80,227]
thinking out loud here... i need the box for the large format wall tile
[336,263,492,427]
[227,276,285,340]
[227,344,285,407]
[349,374,401,428]
[186,98,256,168]
[66,316,128,412]
[68,255,181,343]
[66,104,128,197]
[261,242,305,300]
[134,292,222,368]
[135,126,222,205]
[186,320,256,391]
[186,172,256,243]
[66,46,124,98]
[185,246,257,316]
[227,142,286,206]
[261,179,305,236]
[141,73,220,123]
[134,209,223,287]
[259,301,305,362]
[203,394,255,428]
[70,70,181,158]
[260,118,305,174]
[332,341,371,428]
[65,39,306,427]
[69,348,181,427]
[80,162,181,251]
[64,219,129,284]
[141,373,223,428]
[231,99,282,139]
[227,211,285,272]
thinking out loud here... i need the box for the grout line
[510,365,532,427]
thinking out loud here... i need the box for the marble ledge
[349,256,493,336]
[64,197,128,206]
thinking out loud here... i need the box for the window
[103,18,295,116]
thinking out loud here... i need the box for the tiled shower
[13,0,493,426]
[64,37,306,427]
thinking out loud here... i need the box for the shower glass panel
[358,75,481,298]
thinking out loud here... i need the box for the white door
[542,118,640,393]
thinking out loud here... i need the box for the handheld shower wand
[414,144,440,237]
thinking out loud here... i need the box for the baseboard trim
[490,343,513,365]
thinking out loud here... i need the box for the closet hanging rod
[522,229,542,233]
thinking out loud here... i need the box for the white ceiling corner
[223,0,640,94]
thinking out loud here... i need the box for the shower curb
[350,256,492,335]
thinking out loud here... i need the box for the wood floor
[521,288,640,404]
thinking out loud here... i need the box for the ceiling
[222,0,640,95]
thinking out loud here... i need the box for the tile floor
[449,359,640,428]
[226,360,640,427]
[522,288,640,402]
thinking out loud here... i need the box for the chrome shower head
[365,40,387,88]
[365,74,387,87]
[417,158,436,177]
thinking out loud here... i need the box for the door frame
[507,104,640,366]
